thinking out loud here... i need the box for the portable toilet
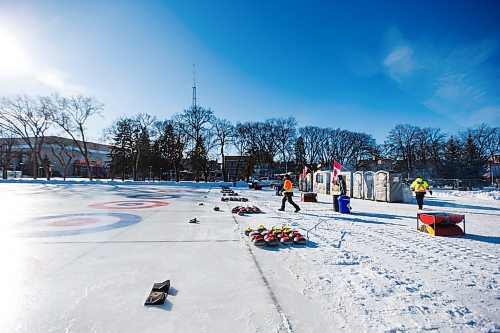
[402,185,413,203]
[300,173,314,192]
[305,173,314,192]
[374,171,403,202]
[313,170,331,194]
[299,178,306,192]
[363,171,375,200]
[338,171,353,197]
[352,171,364,199]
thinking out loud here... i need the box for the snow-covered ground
[0,181,498,332]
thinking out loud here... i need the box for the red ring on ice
[50,217,100,226]
[88,200,169,210]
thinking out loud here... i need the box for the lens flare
[0,26,34,78]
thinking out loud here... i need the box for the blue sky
[0,0,499,144]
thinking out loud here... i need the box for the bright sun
[0,27,33,78]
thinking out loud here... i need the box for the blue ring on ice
[126,193,180,200]
[117,202,144,206]
[19,212,141,237]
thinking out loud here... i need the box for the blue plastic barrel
[338,195,351,214]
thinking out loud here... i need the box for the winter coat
[410,178,430,193]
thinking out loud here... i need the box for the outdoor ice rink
[0,181,498,333]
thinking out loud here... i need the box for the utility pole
[192,64,197,108]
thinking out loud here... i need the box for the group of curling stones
[220,186,249,202]
[245,225,307,247]
[221,196,249,202]
[232,205,262,215]
[220,186,234,194]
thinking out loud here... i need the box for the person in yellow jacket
[278,174,301,213]
[410,176,433,210]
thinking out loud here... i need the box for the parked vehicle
[251,177,280,188]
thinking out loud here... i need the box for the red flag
[302,166,309,180]
[333,160,342,182]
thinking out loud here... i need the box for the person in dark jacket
[338,175,347,196]
[278,174,301,212]
[332,175,347,212]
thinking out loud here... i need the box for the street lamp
[125,147,137,181]
[159,167,162,181]
[49,164,54,180]
[19,162,23,178]
[133,149,138,181]
[149,165,152,182]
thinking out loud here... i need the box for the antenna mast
[192,64,197,108]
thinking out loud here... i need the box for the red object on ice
[301,193,318,202]
[417,212,465,236]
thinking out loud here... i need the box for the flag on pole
[302,166,309,180]
[333,160,342,183]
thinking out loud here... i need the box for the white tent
[352,171,364,199]
[374,171,403,202]
[363,171,375,200]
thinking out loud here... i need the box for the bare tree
[333,129,353,165]
[0,133,16,179]
[347,132,378,169]
[318,128,344,167]
[486,127,500,158]
[233,122,254,181]
[384,124,420,173]
[48,137,77,181]
[212,118,234,181]
[414,127,446,176]
[299,126,323,167]
[299,127,377,171]
[201,123,219,181]
[463,124,499,160]
[261,119,278,166]
[177,106,214,143]
[175,105,214,180]
[243,120,277,176]
[294,136,307,175]
[0,95,54,178]
[51,95,104,180]
[273,117,297,172]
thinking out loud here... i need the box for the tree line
[102,101,500,182]
[1,94,499,182]
[384,124,499,181]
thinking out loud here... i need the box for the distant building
[176,158,222,181]
[1,136,111,178]
[356,158,393,172]
[224,156,251,181]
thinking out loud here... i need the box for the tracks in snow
[254,196,498,332]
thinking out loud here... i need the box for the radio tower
[192,64,197,108]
